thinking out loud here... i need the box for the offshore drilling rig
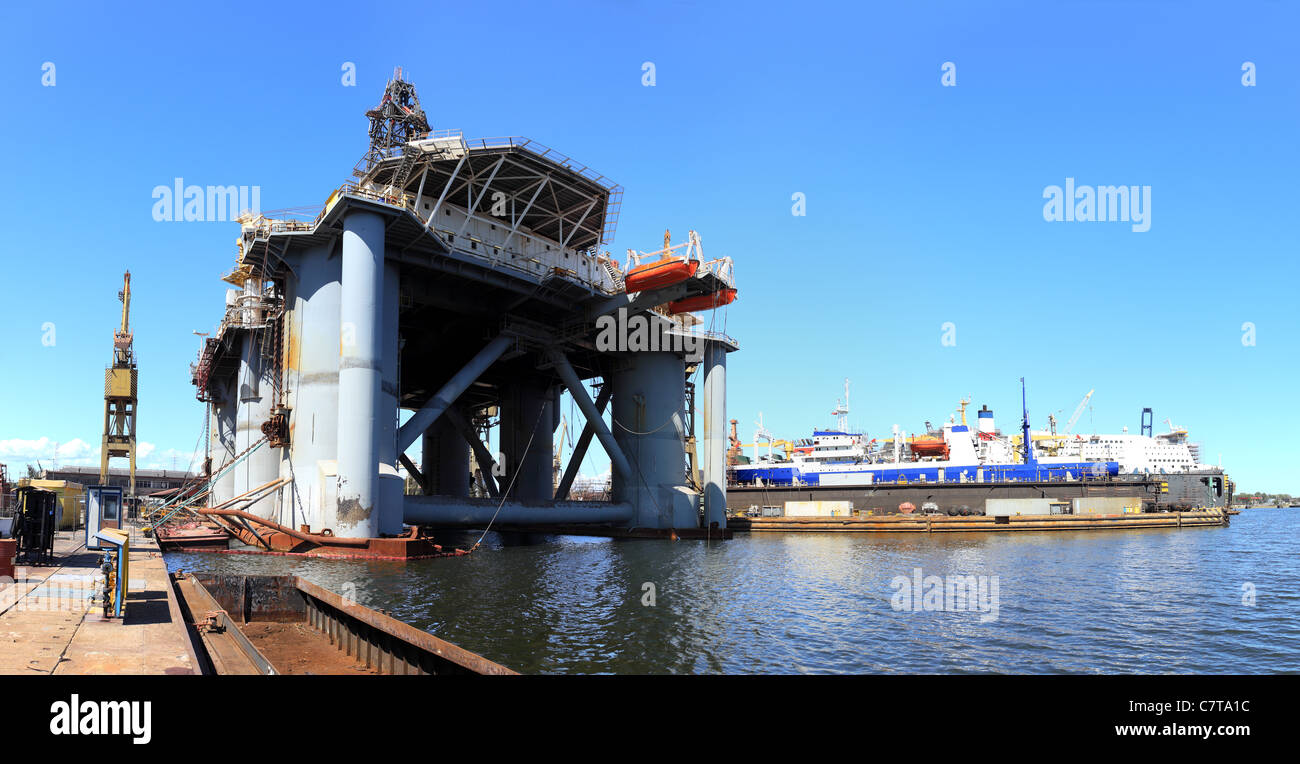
[184,70,738,557]
[101,271,138,498]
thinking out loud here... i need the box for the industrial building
[39,466,195,495]
[184,71,738,554]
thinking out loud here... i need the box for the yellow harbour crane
[101,271,138,498]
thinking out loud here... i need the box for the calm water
[164,509,1300,674]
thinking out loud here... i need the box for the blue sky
[0,0,1296,492]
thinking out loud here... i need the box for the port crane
[1063,389,1094,436]
[736,439,797,460]
[1035,389,1094,453]
[101,271,138,499]
[752,413,777,462]
[553,414,573,491]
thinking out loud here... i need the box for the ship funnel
[977,405,995,434]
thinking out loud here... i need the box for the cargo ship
[727,380,1233,517]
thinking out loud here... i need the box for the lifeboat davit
[909,436,949,458]
[667,287,737,314]
[624,258,699,293]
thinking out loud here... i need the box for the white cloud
[56,438,97,461]
[0,437,99,469]
[138,445,205,473]
[0,437,203,475]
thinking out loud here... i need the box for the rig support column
[422,414,470,497]
[336,209,385,537]
[700,341,728,529]
[377,259,403,534]
[282,245,340,532]
[210,377,237,509]
[237,325,279,520]
[499,380,555,501]
[610,351,692,529]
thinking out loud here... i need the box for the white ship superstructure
[1038,425,1212,475]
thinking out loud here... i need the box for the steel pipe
[403,496,634,526]
[545,349,633,484]
[397,334,514,451]
[554,383,612,501]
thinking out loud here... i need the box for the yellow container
[15,479,85,530]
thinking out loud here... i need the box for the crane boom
[119,271,132,334]
[1063,389,1093,435]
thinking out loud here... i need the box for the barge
[727,471,1230,518]
[730,506,1230,533]
[171,572,514,675]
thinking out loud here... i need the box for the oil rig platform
[173,70,738,557]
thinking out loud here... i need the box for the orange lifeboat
[667,287,737,314]
[909,436,949,458]
[624,258,699,293]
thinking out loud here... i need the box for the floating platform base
[485,524,733,540]
[728,508,1229,533]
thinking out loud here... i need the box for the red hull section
[624,258,698,293]
[668,287,737,313]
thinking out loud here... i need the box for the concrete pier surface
[0,526,199,675]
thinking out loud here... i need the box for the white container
[784,500,852,517]
[985,498,1055,516]
[1072,497,1141,515]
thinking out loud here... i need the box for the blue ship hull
[731,461,1120,486]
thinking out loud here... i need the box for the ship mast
[830,378,850,432]
[1020,377,1035,466]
